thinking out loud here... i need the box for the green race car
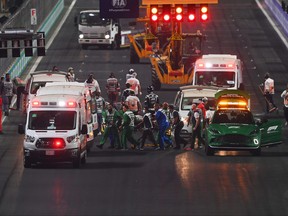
[205,109,282,156]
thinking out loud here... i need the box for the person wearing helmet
[126,70,142,96]
[106,72,120,104]
[144,85,159,114]
[84,73,101,94]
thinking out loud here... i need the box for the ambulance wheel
[24,156,32,168]
[205,144,214,156]
[152,68,161,90]
[72,154,81,168]
[130,44,139,64]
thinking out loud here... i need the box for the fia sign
[31,8,37,25]
[100,0,139,18]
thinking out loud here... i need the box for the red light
[67,101,76,107]
[53,139,65,148]
[176,14,182,21]
[201,14,208,21]
[151,15,158,21]
[163,14,170,21]
[188,14,195,21]
[32,101,40,106]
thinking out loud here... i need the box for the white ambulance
[18,85,92,168]
[23,70,69,113]
[192,54,243,90]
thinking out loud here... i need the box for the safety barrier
[265,0,288,36]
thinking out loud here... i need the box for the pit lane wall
[264,0,288,36]
[0,0,64,78]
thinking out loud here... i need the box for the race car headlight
[105,31,111,39]
[209,128,220,135]
[253,139,259,145]
[67,135,76,143]
[25,135,35,143]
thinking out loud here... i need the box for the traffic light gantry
[149,4,210,23]
[0,29,46,58]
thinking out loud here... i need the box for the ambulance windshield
[195,71,235,88]
[28,111,77,130]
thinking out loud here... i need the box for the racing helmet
[129,68,135,74]
[147,85,154,93]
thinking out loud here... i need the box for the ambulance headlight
[25,135,35,143]
[67,135,76,143]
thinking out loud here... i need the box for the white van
[18,90,90,168]
[77,10,121,49]
[23,70,69,113]
[193,54,243,89]
[174,85,219,139]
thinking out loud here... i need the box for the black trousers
[139,129,157,148]
[265,94,277,112]
[174,121,187,148]
[191,127,205,149]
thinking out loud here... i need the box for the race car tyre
[24,156,32,168]
[152,67,161,90]
[205,144,214,156]
[130,44,139,64]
